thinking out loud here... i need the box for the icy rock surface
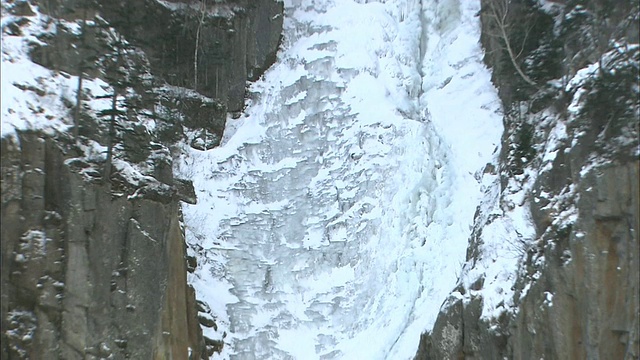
[177,0,503,359]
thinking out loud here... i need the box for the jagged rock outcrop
[416,0,639,359]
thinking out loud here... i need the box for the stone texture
[512,163,639,360]
[2,0,285,357]
[29,0,284,146]
[96,0,283,113]
[415,123,639,360]
[1,133,206,359]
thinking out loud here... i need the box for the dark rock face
[416,0,639,359]
[510,163,639,359]
[1,132,206,359]
[96,0,283,112]
[30,0,283,144]
[2,0,284,357]
[417,164,639,360]
[155,87,228,147]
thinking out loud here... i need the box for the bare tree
[73,8,88,144]
[484,0,537,87]
[102,32,125,183]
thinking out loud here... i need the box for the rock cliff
[415,0,639,359]
[94,0,284,113]
[1,0,283,358]
[1,131,204,359]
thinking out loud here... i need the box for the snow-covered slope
[177,0,505,358]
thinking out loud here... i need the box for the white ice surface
[177,0,507,359]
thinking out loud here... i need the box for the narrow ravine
[177,0,503,359]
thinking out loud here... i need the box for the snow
[6,309,37,358]
[1,5,112,139]
[1,1,178,200]
[177,0,509,359]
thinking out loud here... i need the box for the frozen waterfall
[176,0,503,358]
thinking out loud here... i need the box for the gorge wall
[3,0,638,359]
[1,131,204,359]
[1,0,283,358]
[416,0,639,359]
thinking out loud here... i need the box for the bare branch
[74,8,88,145]
[484,0,537,87]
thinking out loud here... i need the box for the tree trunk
[73,10,88,144]
[194,0,207,90]
[104,88,118,183]
[104,34,123,183]
[499,22,537,87]
[486,0,537,87]
[74,72,84,142]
